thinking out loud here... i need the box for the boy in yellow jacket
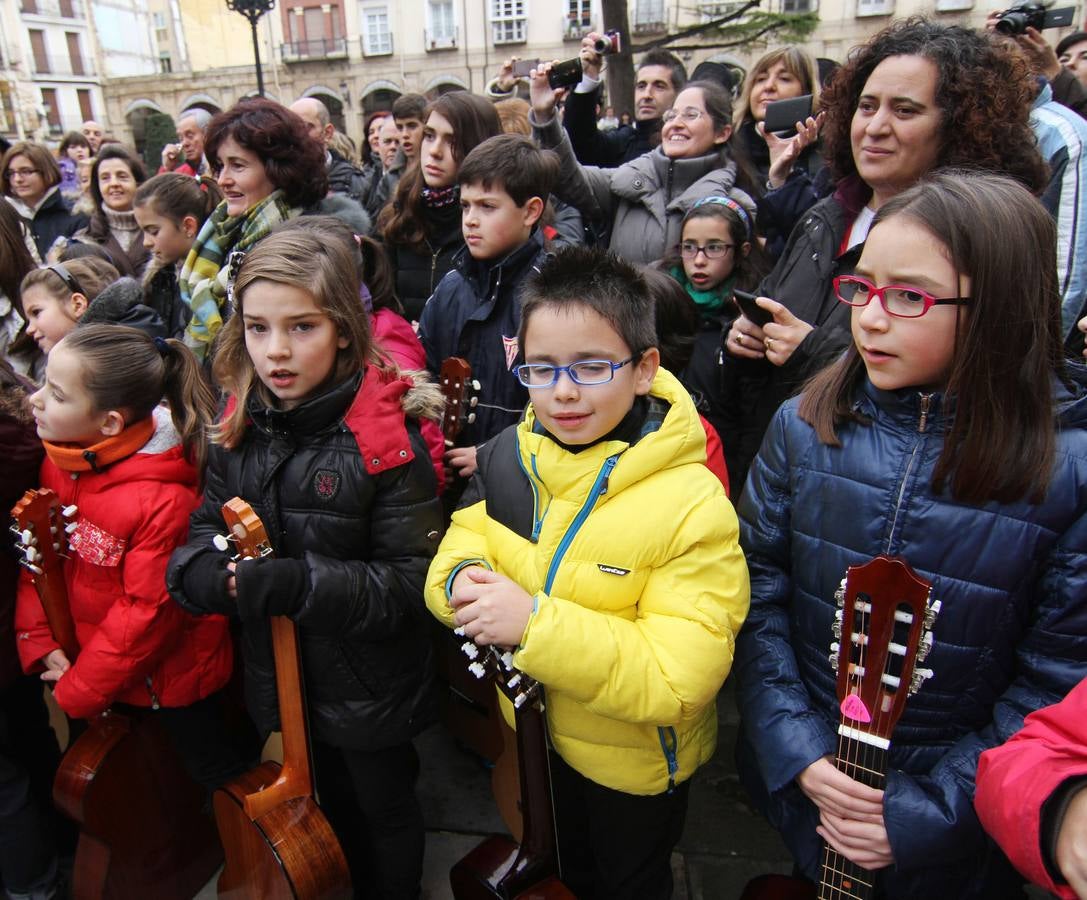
[425,245,749,900]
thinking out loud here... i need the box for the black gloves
[234,557,310,621]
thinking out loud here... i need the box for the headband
[691,196,753,240]
[46,262,85,298]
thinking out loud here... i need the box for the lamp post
[226,0,276,97]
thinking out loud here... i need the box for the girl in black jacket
[377,91,502,322]
[167,227,444,900]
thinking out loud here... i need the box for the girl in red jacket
[15,323,255,790]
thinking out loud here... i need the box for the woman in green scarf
[179,98,329,362]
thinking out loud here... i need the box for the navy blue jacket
[418,229,549,448]
[734,374,1087,899]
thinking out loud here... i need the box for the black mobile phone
[512,58,540,77]
[733,289,774,328]
[548,58,584,90]
[762,94,814,139]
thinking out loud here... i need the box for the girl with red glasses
[733,170,1087,900]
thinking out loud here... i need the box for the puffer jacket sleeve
[52,483,196,719]
[975,676,1087,899]
[530,112,613,225]
[881,505,1087,870]
[166,443,235,618]
[424,477,493,628]
[513,482,749,725]
[290,438,443,639]
[734,406,838,792]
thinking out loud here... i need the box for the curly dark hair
[89,143,147,210]
[820,18,1048,195]
[204,97,328,209]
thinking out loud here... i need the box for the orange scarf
[43,416,156,473]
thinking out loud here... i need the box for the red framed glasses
[834,274,971,319]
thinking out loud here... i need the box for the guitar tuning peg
[61,505,77,519]
[507,673,522,690]
[834,579,847,607]
[916,631,934,663]
[453,626,465,637]
[212,534,231,552]
[20,529,33,545]
[909,667,934,695]
[514,692,530,709]
[460,641,479,660]
[469,396,479,408]
[23,547,38,563]
[24,562,42,575]
[924,599,942,630]
[65,521,78,534]
[831,619,841,640]
[467,413,476,424]
[468,662,487,679]
[500,651,514,669]
[471,379,481,391]
[829,640,840,672]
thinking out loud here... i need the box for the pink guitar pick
[840,693,872,723]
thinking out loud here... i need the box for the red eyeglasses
[834,274,971,319]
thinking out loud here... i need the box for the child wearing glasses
[734,170,1087,899]
[657,197,768,478]
[425,244,750,900]
[418,133,559,486]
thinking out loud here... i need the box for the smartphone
[548,57,584,90]
[733,289,774,328]
[512,58,540,77]
[762,94,814,138]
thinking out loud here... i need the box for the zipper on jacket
[658,725,679,793]
[515,443,545,542]
[885,392,934,553]
[665,160,675,205]
[542,454,619,595]
[145,676,160,710]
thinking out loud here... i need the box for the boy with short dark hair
[425,245,749,900]
[417,132,560,480]
[391,93,427,162]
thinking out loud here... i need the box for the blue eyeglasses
[514,356,637,388]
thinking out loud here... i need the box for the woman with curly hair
[720,17,1049,492]
[178,97,338,362]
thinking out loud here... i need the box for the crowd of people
[2,12,1087,900]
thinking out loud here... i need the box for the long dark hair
[819,18,1048,194]
[798,170,1064,504]
[85,145,147,243]
[379,91,502,251]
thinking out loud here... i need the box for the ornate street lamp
[226,0,275,96]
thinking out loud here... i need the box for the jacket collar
[856,377,952,435]
[611,145,737,206]
[6,185,61,219]
[458,227,546,296]
[247,372,360,438]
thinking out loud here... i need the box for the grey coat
[530,112,755,264]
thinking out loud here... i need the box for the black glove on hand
[234,557,310,621]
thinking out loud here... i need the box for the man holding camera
[563,35,687,168]
[159,109,210,177]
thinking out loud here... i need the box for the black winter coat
[724,178,867,491]
[386,201,464,323]
[326,149,367,205]
[417,230,548,448]
[143,262,191,339]
[167,368,443,750]
[562,87,660,168]
[7,189,88,259]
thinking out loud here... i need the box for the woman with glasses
[1,142,88,259]
[735,170,1087,899]
[722,19,1049,493]
[528,68,756,264]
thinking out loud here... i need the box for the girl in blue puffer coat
[734,170,1087,899]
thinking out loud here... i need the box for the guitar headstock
[829,555,939,741]
[439,357,480,447]
[455,628,542,711]
[10,489,77,577]
[215,498,273,562]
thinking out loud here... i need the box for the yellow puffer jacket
[425,368,750,795]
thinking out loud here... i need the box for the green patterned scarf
[179,190,297,361]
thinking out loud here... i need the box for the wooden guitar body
[210,499,351,900]
[215,761,351,900]
[451,837,574,900]
[53,710,222,900]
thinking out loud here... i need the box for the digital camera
[994,2,1075,35]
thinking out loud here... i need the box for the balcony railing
[424,27,458,50]
[21,0,85,18]
[362,32,394,56]
[632,18,667,33]
[29,54,97,76]
[280,37,347,62]
[564,16,592,40]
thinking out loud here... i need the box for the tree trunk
[601,0,635,118]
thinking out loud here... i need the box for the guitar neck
[35,568,79,661]
[242,615,315,819]
[817,735,889,900]
[515,700,559,864]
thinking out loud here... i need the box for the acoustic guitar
[211,497,351,900]
[12,488,222,900]
[740,555,938,900]
[449,636,574,900]
[439,356,480,448]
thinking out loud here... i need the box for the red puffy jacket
[15,409,233,718]
[976,676,1087,899]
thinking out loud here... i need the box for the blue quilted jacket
[734,373,1087,899]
